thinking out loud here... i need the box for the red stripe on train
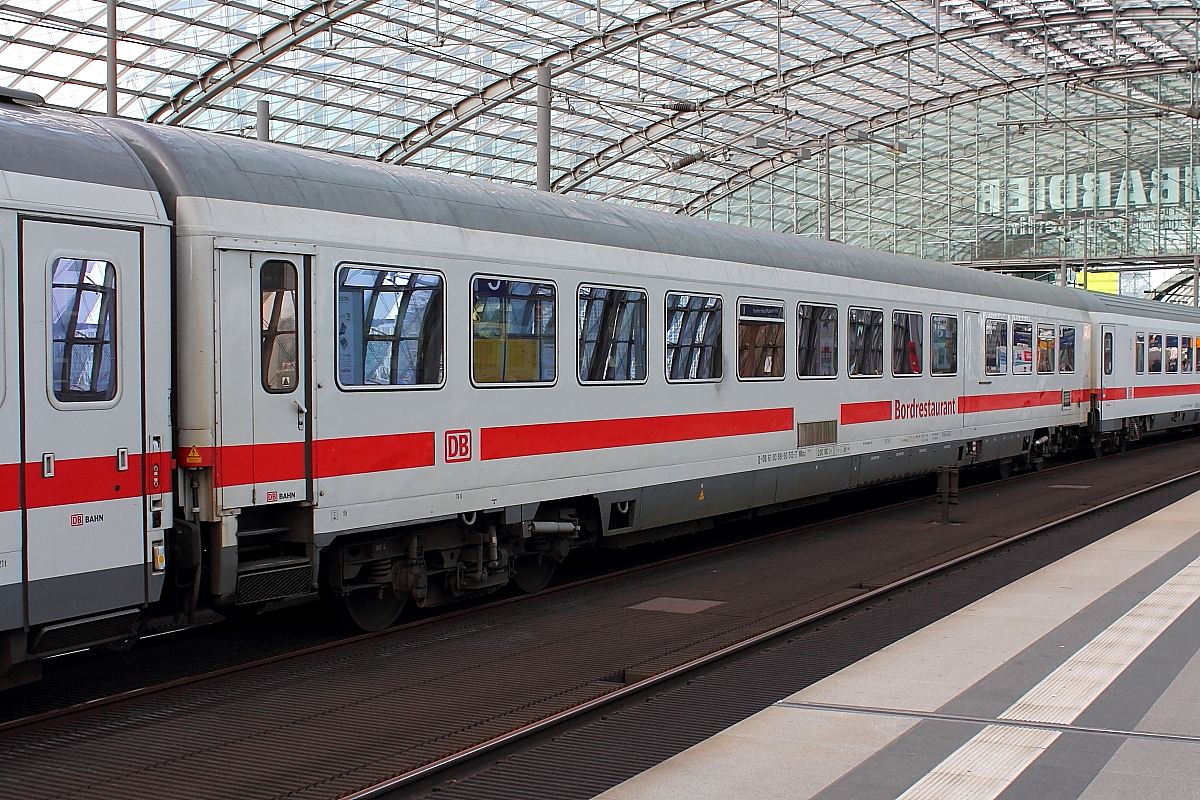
[1132,384,1200,399]
[23,454,145,509]
[839,401,892,424]
[957,390,1066,413]
[0,463,20,512]
[480,408,794,460]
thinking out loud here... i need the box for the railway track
[3,436,1200,800]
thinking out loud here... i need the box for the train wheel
[1092,440,1105,459]
[513,554,556,594]
[997,460,1013,479]
[331,586,406,632]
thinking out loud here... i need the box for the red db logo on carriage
[70,514,84,527]
[265,491,278,502]
[445,430,472,463]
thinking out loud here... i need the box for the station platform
[595,489,1200,800]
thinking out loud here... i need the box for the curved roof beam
[149,0,378,125]
[553,6,1200,194]
[678,60,1195,217]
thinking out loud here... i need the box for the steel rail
[336,462,1200,800]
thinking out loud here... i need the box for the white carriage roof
[5,0,1200,217]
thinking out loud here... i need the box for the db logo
[70,514,84,527]
[265,491,278,502]
[445,430,472,463]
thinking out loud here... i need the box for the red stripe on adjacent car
[1132,383,1200,399]
[839,401,892,424]
[480,408,794,460]
[23,454,144,509]
[0,463,20,512]
[314,432,435,477]
[957,390,1066,413]
[1101,388,1128,401]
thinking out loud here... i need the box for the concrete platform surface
[596,490,1200,800]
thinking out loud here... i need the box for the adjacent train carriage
[4,91,1200,684]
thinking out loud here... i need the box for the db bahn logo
[445,430,472,462]
[70,513,102,526]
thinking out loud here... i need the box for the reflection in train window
[984,319,1008,375]
[578,285,647,383]
[261,260,298,394]
[797,303,837,377]
[892,311,923,376]
[336,266,443,388]
[848,307,884,377]
[1183,337,1193,373]
[472,277,556,384]
[666,293,722,382]
[1136,332,1145,374]
[1148,333,1163,373]
[930,315,957,375]
[1167,335,1180,373]
[1059,326,1076,373]
[738,301,785,379]
[50,257,117,402]
[1012,321,1033,375]
[1036,324,1055,374]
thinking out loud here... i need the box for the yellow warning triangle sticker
[185,446,202,464]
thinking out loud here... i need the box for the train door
[217,249,311,508]
[962,311,981,428]
[18,219,147,625]
[1098,323,1119,424]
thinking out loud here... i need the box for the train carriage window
[666,293,722,382]
[50,257,117,402]
[336,266,444,388]
[737,301,785,379]
[472,277,556,384]
[1036,324,1055,374]
[1148,333,1163,373]
[1103,332,1114,376]
[1059,326,1076,373]
[1136,332,1145,374]
[1012,322,1033,375]
[848,307,885,377]
[930,314,958,375]
[260,261,298,394]
[578,285,647,383]
[1183,337,1193,372]
[797,303,837,378]
[1167,335,1180,373]
[984,319,1008,375]
[891,311,923,376]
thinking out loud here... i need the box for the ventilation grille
[236,564,313,604]
[797,420,838,447]
[30,608,141,655]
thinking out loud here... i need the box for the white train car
[4,91,1200,682]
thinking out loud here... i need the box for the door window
[50,257,117,402]
[1103,331,1113,376]
[1135,332,1145,374]
[260,261,298,393]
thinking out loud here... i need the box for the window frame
[796,301,839,380]
[1135,332,1145,374]
[469,273,559,388]
[1103,331,1114,376]
[736,297,786,382]
[664,291,723,384]
[1036,324,1056,375]
[1148,332,1163,374]
[48,255,120,407]
[984,318,1009,376]
[1058,325,1077,374]
[847,306,886,378]
[1166,334,1180,374]
[1183,336,1193,373]
[577,283,649,386]
[890,309,924,377]
[930,313,958,376]
[334,262,446,392]
[260,259,299,395]
[1011,320,1034,375]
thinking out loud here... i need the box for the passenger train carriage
[4,88,1200,685]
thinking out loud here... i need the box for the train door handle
[41,453,54,478]
[294,400,307,431]
[117,447,129,471]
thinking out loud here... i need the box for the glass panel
[1059,327,1076,373]
[1183,337,1192,373]
[737,303,784,378]
[984,319,1008,375]
[666,293,722,381]
[472,277,556,384]
[1036,324,1055,374]
[578,286,647,382]
[261,261,299,393]
[1103,332,1114,376]
[1167,335,1180,373]
[930,315,958,375]
[1012,321,1033,375]
[797,304,837,377]
[1148,333,1163,373]
[848,307,884,376]
[50,257,117,403]
[891,311,922,376]
[336,267,444,387]
[1136,332,1145,374]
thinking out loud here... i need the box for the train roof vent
[0,87,45,107]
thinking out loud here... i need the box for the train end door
[18,219,151,630]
